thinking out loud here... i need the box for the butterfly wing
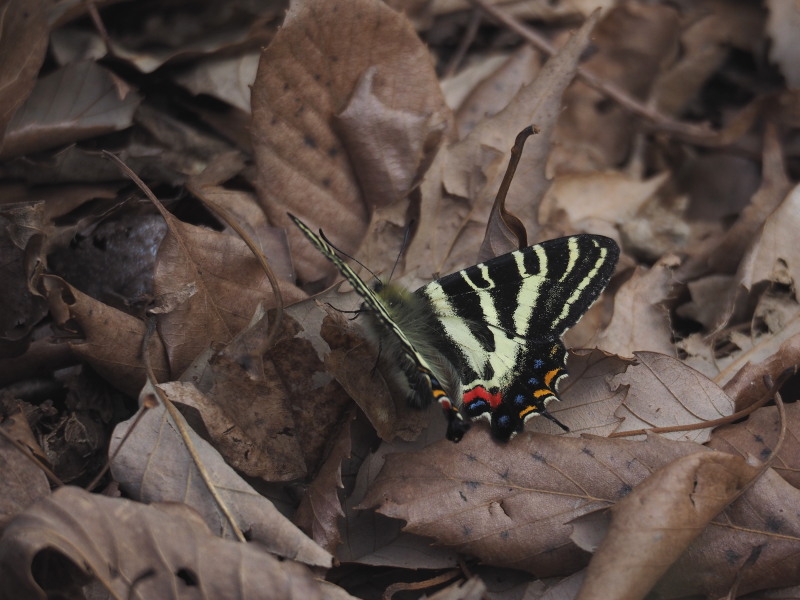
[417,235,619,440]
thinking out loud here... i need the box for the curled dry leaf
[610,352,735,443]
[109,384,332,568]
[0,486,323,600]
[252,0,449,282]
[294,411,354,553]
[0,61,141,160]
[708,402,800,488]
[739,183,800,293]
[719,325,800,405]
[42,274,169,397]
[577,452,759,600]
[361,428,705,577]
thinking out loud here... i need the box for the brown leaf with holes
[252,0,449,282]
[0,486,324,600]
[361,428,704,577]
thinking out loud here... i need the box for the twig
[469,0,720,144]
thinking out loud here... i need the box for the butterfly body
[289,214,619,442]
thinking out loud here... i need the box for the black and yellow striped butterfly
[290,214,618,442]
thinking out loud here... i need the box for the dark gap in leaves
[175,567,200,587]
[31,548,94,595]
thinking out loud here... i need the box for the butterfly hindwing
[417,235,619,440]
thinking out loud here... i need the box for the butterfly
[289,213,619,442]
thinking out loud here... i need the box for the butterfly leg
[428,374,470,442]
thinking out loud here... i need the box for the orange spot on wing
[544,368,561,387]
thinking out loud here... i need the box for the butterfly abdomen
[367,283,464,409]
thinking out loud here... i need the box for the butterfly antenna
[387,219,415,283]
[540,407,570,432]
[318,229,382,286]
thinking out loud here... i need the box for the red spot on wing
[463,386,503,409]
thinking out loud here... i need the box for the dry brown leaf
[364,429,800,595]
[153,210,304,377]
[168,306,308,482]
[294,411,354,553]
[439,11,601,273]
[0,416,49,529]
[252,0,449,282]
[337,421,459,570]
[595,260,676,358]
[0,201,47,357]
[0,61,141,160]
[610,351,735,443]
[541,171,669,239]
[109,384,332,568]
[708,403,800,488]
[361,429,705,577]
[718,322,800,402]
[175,51,260,112]
[577,452,758,600]
[0,486,323,600]
[739,183,800,292]
[653,467,800,598]
[551,3,680,173]
[0,0,48,143]
[551,350,633,437]
[162,378,306,481]
[42,274,169,397]
[453,46,541,139]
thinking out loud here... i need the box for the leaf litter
[2,0,800,599]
